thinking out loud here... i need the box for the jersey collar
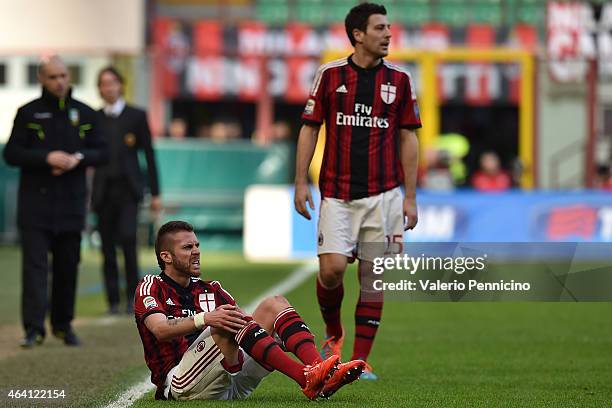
[160,271,192,293]
[347,54,384,74]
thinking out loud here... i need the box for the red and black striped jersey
[134,272,236,399]
[302,56,421,200]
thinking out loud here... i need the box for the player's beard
[171,254,200,278]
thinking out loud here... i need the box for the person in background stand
[471,151,511,192]
[3,55,108,347]
[92,66,161,314]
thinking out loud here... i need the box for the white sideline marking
[103,261,318,408]
[104,379,155,408]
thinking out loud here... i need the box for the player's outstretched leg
[317,254,348,359]
[351,260,384,380]
[237,296,339,399]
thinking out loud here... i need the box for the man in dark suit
[3,55,108,347]
[92,66,161,315]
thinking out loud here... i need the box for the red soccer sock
[316,277,344,339]
[236,320,307,388]
[351,295,383,361]
[274,307,322,365]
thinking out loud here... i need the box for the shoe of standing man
[53,327,81,346]
[20,329,45,348]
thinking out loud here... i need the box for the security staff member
[3,55,108,347]
[92,67,160,314]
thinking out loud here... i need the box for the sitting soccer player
[134,221,365,400]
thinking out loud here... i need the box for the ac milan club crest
[380,82,396,104]
[199,293,216,312]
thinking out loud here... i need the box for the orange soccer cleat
[319,359,366,399]
[301,354,340,400]
[320,333,344,360]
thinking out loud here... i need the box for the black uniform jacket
[3,87,108,232]
[91,104,159,211]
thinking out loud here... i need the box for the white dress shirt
[104,98,126,117]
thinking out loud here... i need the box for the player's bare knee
[259,295,290,315]
[319,254,347,287]
[211,327,236,342]
[318,268,344,288]
[211,328,240,365]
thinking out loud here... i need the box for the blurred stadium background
[1,0,612,250]
[0,1,611,407]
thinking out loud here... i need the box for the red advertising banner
[153,19,537,104]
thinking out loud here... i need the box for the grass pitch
[0,246,610,407]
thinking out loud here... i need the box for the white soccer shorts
[317,186,404,262]
[165,328,270,400]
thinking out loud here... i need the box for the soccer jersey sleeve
[399,73,422,130]
[301,64,328,125]
[134,275,166,322]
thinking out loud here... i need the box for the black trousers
[20,228,81,334]
[96,181,139,307]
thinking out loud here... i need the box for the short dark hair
[97,66,124,87]
[155,221,194,270]
[345,2,387,47]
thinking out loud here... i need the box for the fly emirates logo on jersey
[336,103,389,129]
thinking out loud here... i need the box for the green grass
[0,246,300,407]
[0,246,611,407]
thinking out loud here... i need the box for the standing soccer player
[294,2,421,379]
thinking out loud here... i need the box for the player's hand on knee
[294,183,314,220]
[205,304,247,333]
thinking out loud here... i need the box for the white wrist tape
[194,312,207,329]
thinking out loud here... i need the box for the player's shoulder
[383,60,413,80]
[206,280,236,302]
[204,280,225,291]
[316,57,349,75]
[310,57,349,96]
[136,274,163,297]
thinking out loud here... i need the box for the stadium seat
[435,0,470,27]
[471,0,502,26]
[255,0,289,25]
[502,0,520,26]
[327,0,355,24]
[295,0,326,25]
[388,0,431,27]
[516,0,545,26]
